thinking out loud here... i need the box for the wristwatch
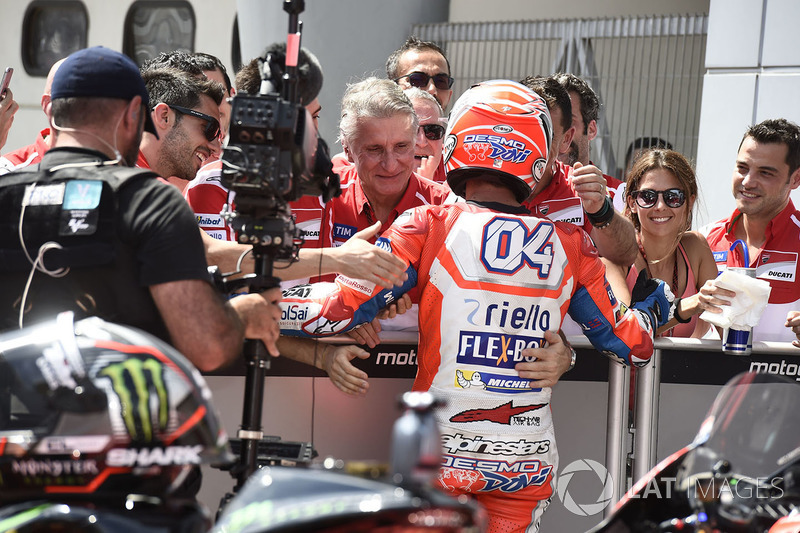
[567,344,577,372]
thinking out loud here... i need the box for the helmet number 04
[480,217,554,277]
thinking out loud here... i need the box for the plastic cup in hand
[721,266,756,356]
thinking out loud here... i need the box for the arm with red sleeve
[279,208,425,337]
[557,221,674,366]
[279,210,673,370]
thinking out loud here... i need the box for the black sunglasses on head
[167,104,221,142]
[631,188,686,209]
[395,71,454,91]
[419,123,446,141]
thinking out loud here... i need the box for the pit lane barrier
[565,336,800,518]
[208,332,799,519]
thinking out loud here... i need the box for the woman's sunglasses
[630,188,686,209]
[167,104,221,142]
[419,123,446,141]
[395,71,454,91]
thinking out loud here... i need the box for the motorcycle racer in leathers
[278,79,674,533]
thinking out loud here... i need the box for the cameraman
[0,47,281,372]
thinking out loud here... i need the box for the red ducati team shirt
[704,201,800,342]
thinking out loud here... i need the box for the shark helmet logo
[100,357,169,442]
[443,134,457,164]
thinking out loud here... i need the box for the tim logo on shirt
[333,223,357,244]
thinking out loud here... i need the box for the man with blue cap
[0,46,282,372]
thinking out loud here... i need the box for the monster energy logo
[100,357,168,441]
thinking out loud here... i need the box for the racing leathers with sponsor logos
[703,200,800,341]
[278,200,670,530]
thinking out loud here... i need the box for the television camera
[220,2,339,261]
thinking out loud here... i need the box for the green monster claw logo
[100,357,169,441]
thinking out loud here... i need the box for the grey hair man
[338,77,434,227]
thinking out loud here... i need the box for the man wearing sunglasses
[186,44,324,244]
[405,87,447,182]
[702,119,800,343]
[138,67,223,189]
[387,37,454,110]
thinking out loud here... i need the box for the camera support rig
[216,0,339,497]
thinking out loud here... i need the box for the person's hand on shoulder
[514,330,573,388]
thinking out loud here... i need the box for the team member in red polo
[702,119,800,342]
[323,77,451,339]
[519,76,637,267]
[326,78,451,249]
[553,72,626,209]
[277,78,456,394]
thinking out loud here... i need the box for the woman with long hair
[621,149,720,337]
